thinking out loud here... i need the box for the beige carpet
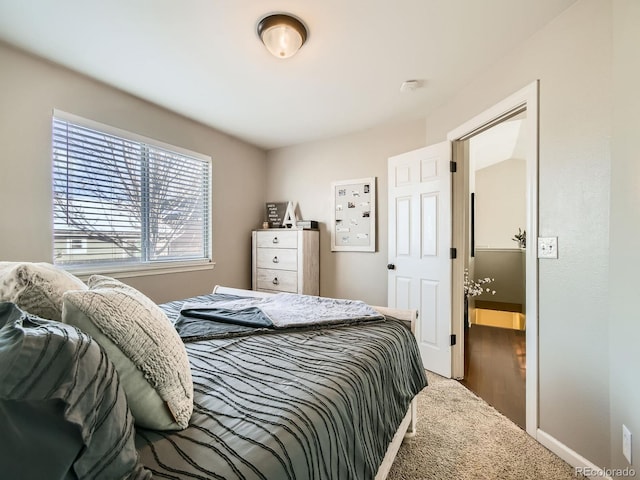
[387,371,584,480]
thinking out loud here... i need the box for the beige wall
[425,0,612,469]
[609,0,640,474]
[265,120,426,306]
[474,158,527,249]
[0,42,267,303]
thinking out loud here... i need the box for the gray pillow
[0,302,150,479]
[0,262,87,321]
[62,275,193,430]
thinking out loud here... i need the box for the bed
[0,263,427,480]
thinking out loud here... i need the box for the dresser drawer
[256,230,298,249]
[256,247,297,271]
[256,268,297,293]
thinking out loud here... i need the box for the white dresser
[252,229,319,295]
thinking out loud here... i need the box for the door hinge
[450,161,457,173]
[450,334,457,346]
[450,247,457,259]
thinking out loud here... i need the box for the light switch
[538,237,558,259]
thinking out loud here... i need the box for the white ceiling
[0,0,576,150]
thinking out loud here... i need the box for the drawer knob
[272,237,279,244]
[272,256,279,263]
[272,277,279,285]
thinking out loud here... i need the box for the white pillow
[0,262,86,321]
[62,275,193,430]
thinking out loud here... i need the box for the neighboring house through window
[52,111,212,274]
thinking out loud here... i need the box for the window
[52,111,211,274]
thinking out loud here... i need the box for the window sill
[64,260,215,281]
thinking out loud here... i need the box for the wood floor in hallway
[459,323,526,429]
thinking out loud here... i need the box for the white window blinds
[52,113,211,271]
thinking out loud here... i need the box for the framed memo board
[331,177,376,252]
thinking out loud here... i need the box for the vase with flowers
[463,268,496,327]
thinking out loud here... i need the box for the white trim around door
[447,80,539,438]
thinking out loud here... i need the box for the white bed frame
[212,285,418,480]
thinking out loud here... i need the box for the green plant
[512,228,526,248]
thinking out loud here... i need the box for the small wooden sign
[265,202,288,228]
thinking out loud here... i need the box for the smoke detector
[400,80,423,93]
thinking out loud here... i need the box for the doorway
[460,112,528,428]
[448,81,539,437]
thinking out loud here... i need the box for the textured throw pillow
[62,275,193,430]
[0,262,87,321]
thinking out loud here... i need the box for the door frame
[447,81,539,437]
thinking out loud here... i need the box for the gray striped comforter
[135,295,427,480]
[0,302,150,480]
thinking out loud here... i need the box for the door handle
[387,263,396,270]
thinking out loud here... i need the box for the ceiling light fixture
[257,13,308,59]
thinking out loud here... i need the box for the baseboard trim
[536,429,612,480]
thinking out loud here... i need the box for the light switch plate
[538,237,558,259]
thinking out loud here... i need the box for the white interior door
[388,142,452,377]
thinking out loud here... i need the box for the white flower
[464,268,496,298]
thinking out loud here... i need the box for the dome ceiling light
[257,13,308,59]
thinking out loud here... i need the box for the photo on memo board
[331,177,376,252]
